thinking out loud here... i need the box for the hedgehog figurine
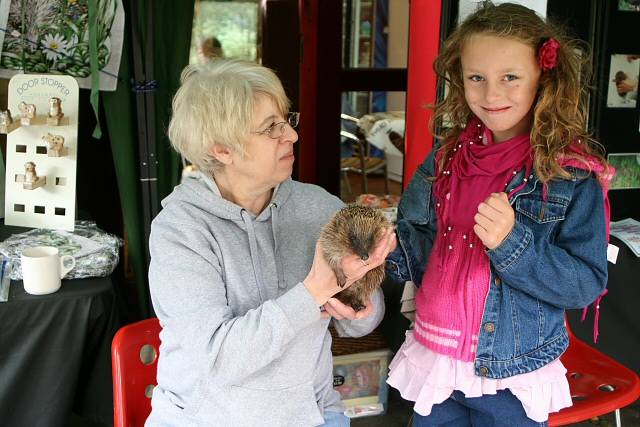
[319,204,391,311]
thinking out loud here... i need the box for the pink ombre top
[387,331,572,422]
[413,231,490,362]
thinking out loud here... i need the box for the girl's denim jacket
[386,149,608,379]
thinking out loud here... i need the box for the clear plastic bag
[0,221,123,281]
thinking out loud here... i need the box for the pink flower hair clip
[538,38,560,71]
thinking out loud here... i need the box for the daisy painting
[41,33,69,61]
[0,0,124,90]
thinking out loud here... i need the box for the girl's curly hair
[431,1,607,182]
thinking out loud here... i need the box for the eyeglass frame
[251,112,300,139]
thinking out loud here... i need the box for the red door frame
[298,0,442,189]
[298,0,319,184]
[404,0,442,187]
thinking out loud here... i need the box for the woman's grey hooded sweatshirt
[146,172,385,427]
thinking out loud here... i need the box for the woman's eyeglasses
[252,112,300,139]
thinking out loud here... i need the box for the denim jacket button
[495,277,502,286]
[479,366,489,376]
[484,322,495,333]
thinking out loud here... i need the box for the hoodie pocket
[227,382,324,426]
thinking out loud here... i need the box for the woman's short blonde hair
[168,59,290,174]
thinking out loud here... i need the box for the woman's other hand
[321,298,374,320]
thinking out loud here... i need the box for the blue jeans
[412,390,547,427]
[320,410,350,426]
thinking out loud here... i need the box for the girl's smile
[483,106,511,113]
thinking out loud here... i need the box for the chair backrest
[549,318,640,426]
[112,318,162,427]
[340,129,366,155]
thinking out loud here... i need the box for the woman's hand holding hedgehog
[303,205,396,320]
[304,227,395,320]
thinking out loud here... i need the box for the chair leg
[342,171,352,194]
[615,408,622,427]
[362,171,368,194]
[383,164,390,195]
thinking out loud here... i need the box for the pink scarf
[433,117,534,229]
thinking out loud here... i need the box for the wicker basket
[330,327,388,356]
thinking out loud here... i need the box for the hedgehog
[318,204,391,311]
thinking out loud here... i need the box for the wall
[386,0,408,112]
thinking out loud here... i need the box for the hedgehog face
[348,229,375,260]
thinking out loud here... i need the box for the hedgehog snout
[348,232,375,261]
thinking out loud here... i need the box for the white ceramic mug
[21,246,76,295]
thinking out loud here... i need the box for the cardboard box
[332,349,392,418]
[386,151,403,183]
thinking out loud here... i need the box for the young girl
[386,3,612,426]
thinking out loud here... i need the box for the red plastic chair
[112,318,162,427]
[549,322,640,426]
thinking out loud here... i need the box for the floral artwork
[0,0,124,90]
[607,153,640,190]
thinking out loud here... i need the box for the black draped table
[0,224,118,427]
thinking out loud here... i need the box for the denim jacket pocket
[515,195,568,224]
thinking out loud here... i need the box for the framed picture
[618,0,640,12]
[606,54,640,108]
[608,153,640,190]
[0,0,125,91]
[332,349,391,418]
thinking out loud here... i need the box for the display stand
[3,75,79,231]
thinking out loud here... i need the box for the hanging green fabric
[152,2,195,197]
[102,0,194,318]
[102,18,148,317]
[87,0,102,139]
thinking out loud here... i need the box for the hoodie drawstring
[241,209,265,302]
[269,204,286,290]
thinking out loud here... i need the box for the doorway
[299,0,409,203]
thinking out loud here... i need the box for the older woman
[146,59,395,427]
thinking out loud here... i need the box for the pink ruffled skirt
[387,331,572,422]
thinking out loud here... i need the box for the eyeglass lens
[288,112,300,128]
[269,113,299,138]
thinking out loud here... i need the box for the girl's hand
[304,227,396,306]
[321,298,374,320]
[473,192,514,250]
